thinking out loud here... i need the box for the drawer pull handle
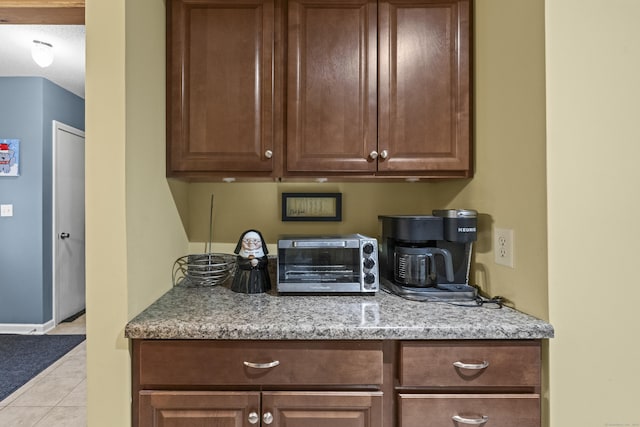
[453,360,489,370]
[243,360,280,369]
[451,414,489,425]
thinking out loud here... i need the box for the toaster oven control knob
[364,272,376,285]
[363,257,375,270]
[363,242,374,255]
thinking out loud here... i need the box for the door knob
[379,149,389,159]
[264,149,273,159]
[369,151,378,159]
[60,232,70,239]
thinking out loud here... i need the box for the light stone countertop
[125,285,554,340]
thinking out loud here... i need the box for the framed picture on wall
[0,139,19,177]
[281,192,342,221]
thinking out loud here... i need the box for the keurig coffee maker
[378,209,478,301]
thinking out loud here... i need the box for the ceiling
[0,24,85,98]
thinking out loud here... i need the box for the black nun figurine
[230,229,271,294]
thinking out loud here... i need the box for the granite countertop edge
[125,286,554,341]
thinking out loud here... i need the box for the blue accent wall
[0,77,84,325]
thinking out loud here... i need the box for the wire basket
[173,253,236,287]
[172,194,236,287]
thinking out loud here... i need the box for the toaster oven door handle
[292,240,347,247]
[243,360,280,369]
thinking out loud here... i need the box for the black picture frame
[281,192,342,222]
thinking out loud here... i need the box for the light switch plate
[1,204,13,217]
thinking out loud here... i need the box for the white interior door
[53,121,85,324]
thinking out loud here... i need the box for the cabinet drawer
[399,394,540,427]
[399,340,540,388]
[137,340,383,387]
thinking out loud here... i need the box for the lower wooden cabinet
[396,340,542,427]
[139,390,382,427]
[133,340,384,427]
[131,339,543,427]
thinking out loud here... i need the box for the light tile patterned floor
[0,315,87,426]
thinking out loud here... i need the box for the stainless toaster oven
[277,234,379,294]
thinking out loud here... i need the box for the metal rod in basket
[205,194,214,254]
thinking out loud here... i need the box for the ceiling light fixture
[31,40,54,68]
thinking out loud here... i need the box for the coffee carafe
[378,210,478,300]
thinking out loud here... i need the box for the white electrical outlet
[0,204,13,217]
[495,228,514,268]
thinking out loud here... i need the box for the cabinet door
[263,391,383,427]
[378,0,471,176]
[139,390,260,427]
[287,0,378,173]
[167,0,276,178]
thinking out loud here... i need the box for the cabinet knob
[264,149,273,159]
[248,412,259,424]
[379,149,389,159]
[263,411,274,425]
[451,414,489,425]
[369,151,378,160]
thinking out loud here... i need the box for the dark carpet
[0,334,86,402]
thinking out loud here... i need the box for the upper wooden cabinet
[377,0,471,176]
[286,0,378,174]
[287,0,471,178]
[166,0,472,180]
[167,0,279,179]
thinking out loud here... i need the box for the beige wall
[546,0,640,425]
[438,0,548,319]
[85,0,549,425]
[187,0,549,320]
[85,1,130,426]
[85,0,189,425]
[124,0,190,320]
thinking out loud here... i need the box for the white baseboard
[0,319,56,335]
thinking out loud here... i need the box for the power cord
[446,295,505,309]
[381,284,506,309]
